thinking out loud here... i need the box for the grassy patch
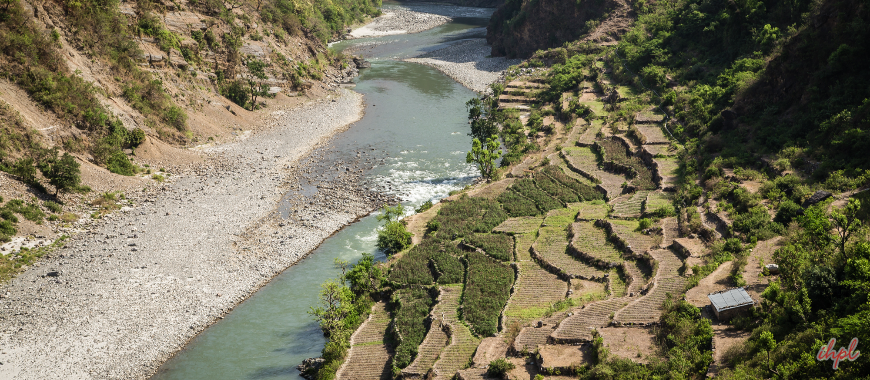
[0,236,67,283]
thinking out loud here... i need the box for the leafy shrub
[44,201,62,213]
[464,233,514,262]
[511,179,563,212]
[638,218,653,230]
[462,252,514,336]
[392,288,434,369]
[496,189,540,217]
[4,199,44,223]
[377,221,412,254]
[0,220,14,242]
[774,199,802,224]
[487,358,516,376]
[426,219,440,232]
[733,206,783,241]
[106,151,137,176]
[0,210,17,223]
[415,200,434,213]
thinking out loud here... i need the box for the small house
[708,288,755,321]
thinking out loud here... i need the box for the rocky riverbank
[0,89,394,379]
[406,37,522,92]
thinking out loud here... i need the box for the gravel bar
[348,9,451,38]
[405,38,523,92]
[0,89,390,379]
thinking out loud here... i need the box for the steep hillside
[0,0,379,181]
[486,0,620,58]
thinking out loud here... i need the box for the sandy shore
[0,89,394,379]
[406,37,522,92]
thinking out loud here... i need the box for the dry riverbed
[406,37,522,92]
[0,89,394,379]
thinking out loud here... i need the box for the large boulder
[801,190,833,208]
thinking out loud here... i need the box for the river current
[151,3,494,379]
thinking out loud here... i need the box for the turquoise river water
[151,3,494,379]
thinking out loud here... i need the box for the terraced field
[614,276,687,324]
[650,249,683,277]
[634,124,669,145]
[555,159,597,187]
[606,219,660,255]
[610,191,649,218]
[609,268,627,297]
[622,259,649,294]
[493,216,544,234]
[402,287,459,379]
[644,191,674,216]
[337,302,393,380]
[642,144,675,157]
[512,313,566,353]
[431,286,480,380]
[577,120,603,146]
[574,201,609,220]
[561,147,627,199]
[533,226,606,280]
[543,207,579,228]
[514,233,537,261]
[504,261,569,327]
[569,222,624,266]
[653,157,680,188]
[550,298,630,343]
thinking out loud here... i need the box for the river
[151,4,494,379]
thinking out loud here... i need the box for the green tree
[376,204,412,254]
[466,136,502,181]
[341,252,385,298]
[832,198,863,258]
[43,153,81,196]
[758,331,778,375]
[309,279,355,338]
[466,97,497,142]
[245,59,269,110]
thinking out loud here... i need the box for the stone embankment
[0,89,393,379]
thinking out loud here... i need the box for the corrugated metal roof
[708,288,754,312]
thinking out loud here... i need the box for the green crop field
[462,251,514,337]
[463,233,514,262]
[496,189,540,217]
[392,288,435,369]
